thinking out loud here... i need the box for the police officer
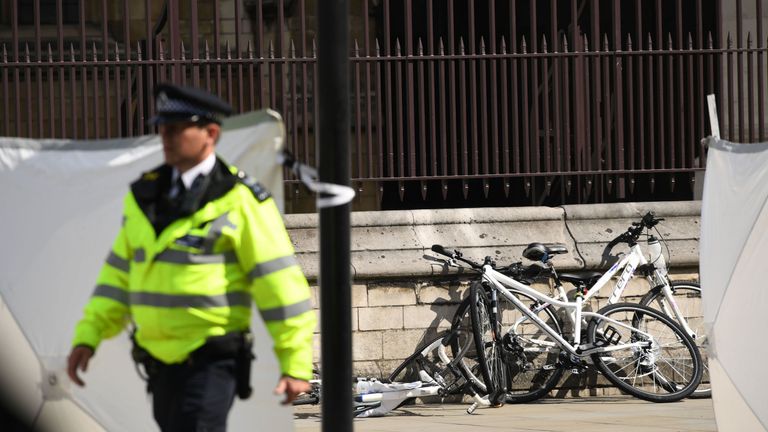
[67,83,315,431]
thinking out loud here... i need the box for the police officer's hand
[67,345,94,387]
[274,375,311,405]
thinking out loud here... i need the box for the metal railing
[1,0,765,210]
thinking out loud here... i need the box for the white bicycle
[520,212,709,399]
[430,243,703,404]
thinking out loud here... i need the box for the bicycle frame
[546,243,697,338]
[481,265,657,359]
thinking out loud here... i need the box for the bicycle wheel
[639,281,710,398]
[497,288,566,404]
[387,328,474,396]
[469,281,507,405]
[587,302,702,402]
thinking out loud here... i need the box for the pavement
[293,396,716,432]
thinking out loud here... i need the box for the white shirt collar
[172,153,217,189]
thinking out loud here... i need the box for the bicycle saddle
[558,271,603,287]
[522,243,568,262]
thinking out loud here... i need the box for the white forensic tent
[0,110,295,432]
[701,136,768,432]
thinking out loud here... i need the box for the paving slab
[293,397,716,432]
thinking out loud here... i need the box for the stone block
[403,304,456,329]
[417,282,468,304]
[353,331,383,361]
[352,284,368,307]
[368,285,417,306]
[358,307,403,330]
[382,329,438,360]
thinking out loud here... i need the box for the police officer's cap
[149,83,233,126]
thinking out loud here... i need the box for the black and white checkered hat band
[157,96,216,119]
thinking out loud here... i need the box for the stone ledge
[286,201,702,281]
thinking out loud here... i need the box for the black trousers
[148,358,238,432]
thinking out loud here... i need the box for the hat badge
[157,91,169,110]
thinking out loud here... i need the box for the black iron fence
[1,0,765,211]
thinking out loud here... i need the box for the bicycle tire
[639,281,710,398]
[469,280,507,405]
[386,328,474,397]
[498,288,566,404]
[587,302,703,403]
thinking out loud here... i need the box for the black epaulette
[236,171,272,202]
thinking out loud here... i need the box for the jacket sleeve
[71,213,132,350]
[237,191,315,381]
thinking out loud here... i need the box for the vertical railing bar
[428,38,437,180]
[384,0,393,178]
[627,35,635,175]
[459,39,468,178]
[613,1,624,195]
[468,0,478,189]
[11,0,19,136]
[647,34,655,169]
[511,6,520,174]
[747,34,754,142]
[573,29,584,173]
[354,41,363,181]
[226,42,233,113]
[405,1,416,180]
[289,42,299,175]
[396,40,405,180]
[168,0,180,81]
[78,1,87,139]
[57,0,66,136]
[686,35,695,168]
[213,0,221,96]
[277,0,285,113]
[313,39,320,171]
[375,40,385,186]
[736,0,744,142]
[268,41,276,110]
[552,0,562,175]
[479,38,489,180]
[438,39,448,179]
[696,0,705,144]
[562,36,572,175]
[448,0,457,179]
[531,1,540,174]
[2,46,9,136]
[522,38,530,174]
[583,35,592,173]
[137,42,145,135]
[417,40,427,198]
[665,34,673,169]
[635,3,644,170]
[500,38,510,180]
[145,0,153,61]
[102,0,111,137]
[602,36,611,174]
[115,42,123,138]
[70,44,77,138]
[727,34,734,141]
[542,37,551,174]
[757,0,765,140]
[591,0,601,177]
[362,0,374,182]
[489,1,498,177]
[675,1,683,166]
[33,0,42,137]
[46,45,54,137]
[93,43,100,138]
[25,45,32,137]
[190,0,200,87]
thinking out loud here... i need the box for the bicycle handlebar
[430,244,483,269]
[608,211,666,247]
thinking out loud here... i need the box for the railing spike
[707,32,714,49]
[2,44,7,62]
[291,39,297,57]
[747,32,752,48]
[247,40,253,59]
[226,40,232,59]
[158,39,165,60]
[114,41,120,61]
[459,37,465,54]
[647,33,653,50]
[438,37,444,55]
[626,33,633,51]
[70,43,76,61]
[180,40,186,60]
[136,41,142,61]
[480,36,485,55]
[667,32,673,50]
[688,33,693,50]
[562,34,568,53]
[603,33,609,51]
[375,38,380,56]
[204,40,210,60]
[93,41,98,61]
[521,36,527,54]
[313,38,317,57]
[727,32,732,48]
[353,38,359,56]
[395,38,401,56]
[542,34,548,53]
[47,43,53,62]
[582,34,588,52]
[24,43,30,62]
[269,39,274,58]
[500,36,507,54]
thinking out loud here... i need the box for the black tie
[178,174,206,215]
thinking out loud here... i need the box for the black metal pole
[317,1,352,432]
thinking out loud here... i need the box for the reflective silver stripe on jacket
[92,284,130,305]
[259,298,312,321]
[248,255,298,280]
[201,213,237,254]
[154,249,238,265]
[134,248,146,263]
[105,251,130,272]
[92,286,251,308]
[130,291,252,308]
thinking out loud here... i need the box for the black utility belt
[132,330,255,399]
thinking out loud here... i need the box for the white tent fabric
[0,110,294,432]
[701,137,768,432]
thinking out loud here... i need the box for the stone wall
[285,201,702,394]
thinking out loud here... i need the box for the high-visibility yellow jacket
[72,158,315,380]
